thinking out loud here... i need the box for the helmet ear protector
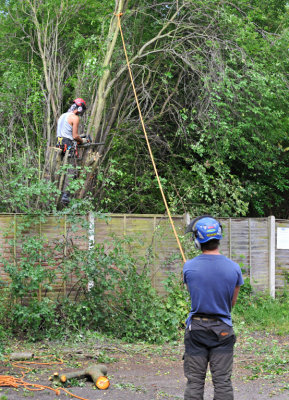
[185,215,222,249]
[73,98,86,115]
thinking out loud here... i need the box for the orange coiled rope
[0,374,61,394]
[0,358,93,400]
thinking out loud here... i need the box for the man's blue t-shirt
[183,254,244,327]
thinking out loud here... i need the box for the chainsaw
[79,134,104,147]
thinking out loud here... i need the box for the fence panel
[219,218,251,273]
[93,214,185,293]
[249,218,270,291]
[0,214,289,296]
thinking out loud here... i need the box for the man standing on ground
[56,98,88,205]
[183,216,244,400]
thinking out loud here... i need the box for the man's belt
[191,316,218,321]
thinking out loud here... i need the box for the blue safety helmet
[185,216,222,249]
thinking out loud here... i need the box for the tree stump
[45,144,101,202]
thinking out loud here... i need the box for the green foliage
[0,287,10,358]
[0,0,288,216]
[0,325,5,359]
[0,0,289,344]
[163,273,190,328]
[228,0,288,32]
[233,277,253,309]
[0,211,185,342]
[11,300,57,340]
[90,0,289,217]
[0,180,97,338]
[52,235,185,343]
[206,57,289,216]
[0,156,60,213]
[0,154,98,214]
[0,232,57,338]
[233,280,289,335]
[3,238,55,299]
[1,214,289,343]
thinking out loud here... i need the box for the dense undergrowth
[0,224,288,356]
[0,211,188,347]
[0,198,288,354]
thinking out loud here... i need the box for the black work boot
[61,192,70,205]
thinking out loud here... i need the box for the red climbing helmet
[74,98,87,110]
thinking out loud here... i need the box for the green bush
[0,325,5,358]
[0,288,10,357]
[54,236,186,343]
[1,232,59,338]
[3,206,288,343]
[11,300,57,339]
[0,160,188,343]
[163,273,190,329]
[233,279,289,335]
[1,219,188,343]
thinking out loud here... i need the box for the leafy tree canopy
[0,0,288,217]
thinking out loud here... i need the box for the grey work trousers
[184,319,236,400]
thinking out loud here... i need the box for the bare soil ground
[0,329,288,400]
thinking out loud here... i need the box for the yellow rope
[116,13,186,263]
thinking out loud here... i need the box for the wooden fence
[0,214,288,298]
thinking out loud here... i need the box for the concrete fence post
[88,212,95,291]
[88,211,95,249]
[184,213,191,227]
[268,215,275,298]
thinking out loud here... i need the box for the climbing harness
[116,12,187,263]
[57,137,78,158]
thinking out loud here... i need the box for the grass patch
[233,326,289,381]
[233,279,289,335]
[114,382,146,392]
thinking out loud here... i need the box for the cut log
[49,363,108,386]
[10,352,34,361]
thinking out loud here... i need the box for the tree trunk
[87,0,129,142]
